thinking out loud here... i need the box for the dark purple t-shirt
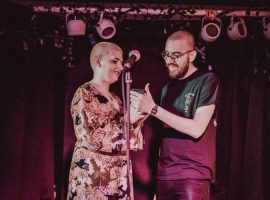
[157,69,219,182]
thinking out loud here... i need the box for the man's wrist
[150,104,158,116]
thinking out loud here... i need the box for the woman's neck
[90,79,116,103]
[90,79,110,93]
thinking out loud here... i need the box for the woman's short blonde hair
[90,42,122,69]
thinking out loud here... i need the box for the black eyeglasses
[161,50,193,62]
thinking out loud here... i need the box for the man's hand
[130,83,156,114]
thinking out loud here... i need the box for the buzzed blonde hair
[167,30,195,50]
[90,42,123,69]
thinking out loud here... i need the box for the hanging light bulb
[263,17,270,40]
[62,36,76,68]
[53,30,63,48]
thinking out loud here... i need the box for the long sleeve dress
[67,82,143,200]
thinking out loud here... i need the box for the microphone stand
[122,68,133,200]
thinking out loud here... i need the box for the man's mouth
[167,64,178,71]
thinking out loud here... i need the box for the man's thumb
[145,83,151,95]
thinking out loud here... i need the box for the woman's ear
[96,56,102,68]
[97,60,101,68]
[189,50,197,62]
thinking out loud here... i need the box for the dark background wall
[1,1,270,200]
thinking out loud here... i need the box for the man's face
[163,39,192,79]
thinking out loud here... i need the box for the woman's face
[99,49,123,84]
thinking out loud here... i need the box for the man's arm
[130,83,216,139]
[153,104,215,138]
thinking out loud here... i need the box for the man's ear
[189,50,197,62]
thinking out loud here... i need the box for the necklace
[106,93,114,102]
[89,81,114,102]
[89,82,121,111]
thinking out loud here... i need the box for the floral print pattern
[67,82,143,200]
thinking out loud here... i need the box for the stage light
[66,13,86,36]
[200,16,222,42]
[96,13,116,39]
[227,17,247,40]
[263,17,270,40]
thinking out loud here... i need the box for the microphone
[123,50,141,69]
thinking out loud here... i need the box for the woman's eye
[111,60,118,64]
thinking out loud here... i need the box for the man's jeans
[156,179,210,200]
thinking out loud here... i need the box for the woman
[67,42,144,200]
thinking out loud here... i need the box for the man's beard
[167,62,189,79]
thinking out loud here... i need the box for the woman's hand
[130,104,146,124]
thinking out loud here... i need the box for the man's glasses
[161,50,193,62]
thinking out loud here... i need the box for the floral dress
[67,82,143,200]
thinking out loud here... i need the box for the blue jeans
[156,179,210,200]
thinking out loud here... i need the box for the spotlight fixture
[263,17,270,40]
[227,16,247,40]
[66,13,86,36]
[96,13,116,39]
[200,16,222,42]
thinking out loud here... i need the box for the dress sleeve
[70,86,96,141]
[113,93,144,151]
[130,124,144,151]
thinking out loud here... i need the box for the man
[130,30,219,200]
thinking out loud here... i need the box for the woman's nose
[118,62,124,71]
